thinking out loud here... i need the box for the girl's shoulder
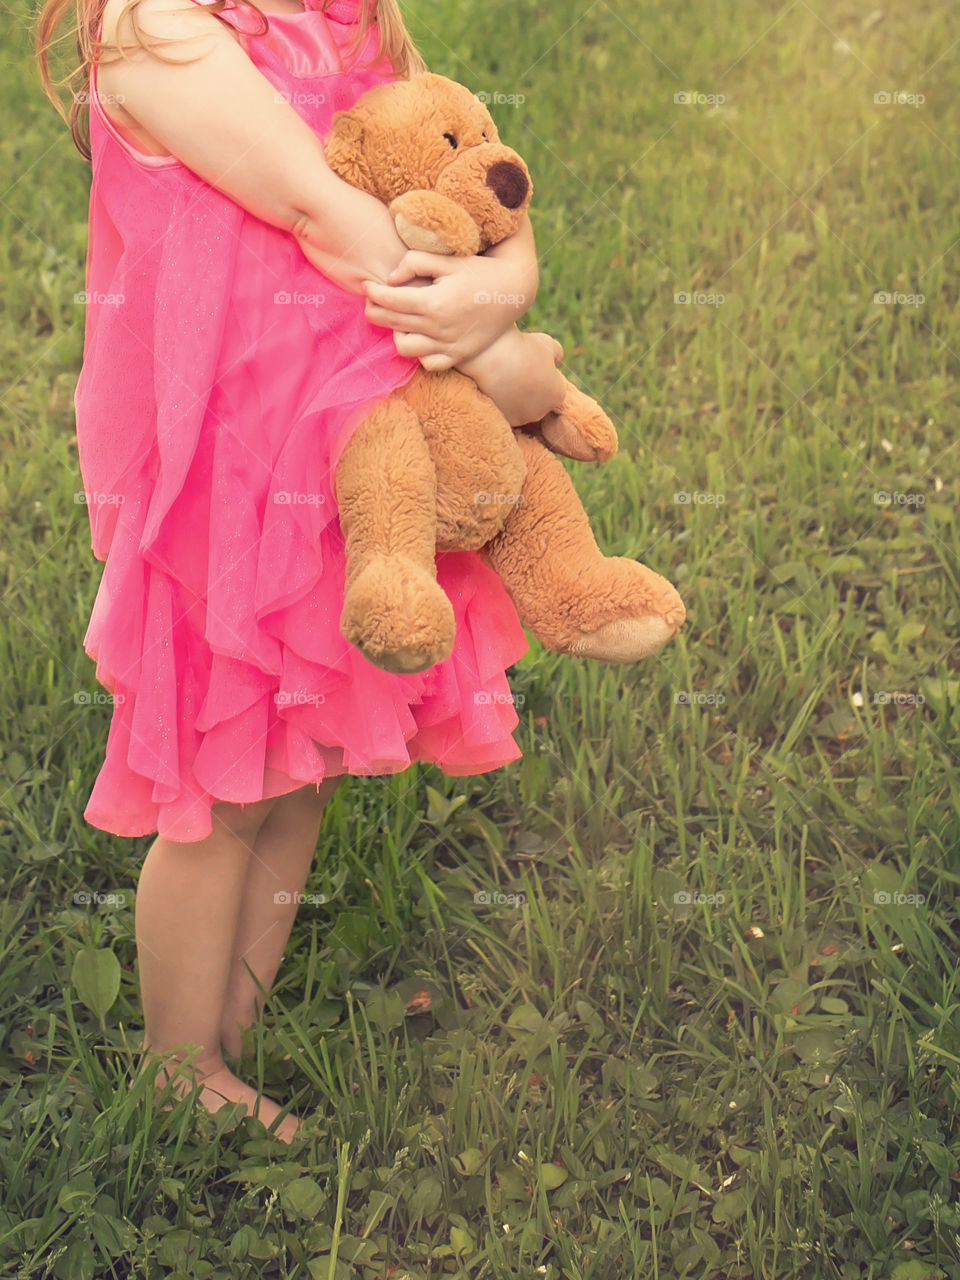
[98,0,242,53]
[96,0,243,159]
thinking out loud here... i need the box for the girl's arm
[362,212,540,370]
[458,329,567,428]
[362,214,567,423]
[97,0,562,421]
[96,0,415,291]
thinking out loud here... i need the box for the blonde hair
[35,0,427,162]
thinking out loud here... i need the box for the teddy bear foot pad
[566,614,677,663]
[340,554,456,675]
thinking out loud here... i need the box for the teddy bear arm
[389,191,481,256]
[535,377,620,463]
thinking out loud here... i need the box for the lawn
[1,0,958,1276]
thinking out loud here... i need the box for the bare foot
[148,1054,301,1144]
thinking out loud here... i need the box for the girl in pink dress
[37,0,565,1140]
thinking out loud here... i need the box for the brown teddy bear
[324,72,685,674]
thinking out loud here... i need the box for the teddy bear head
[324,72,532,254]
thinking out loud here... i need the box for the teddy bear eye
[443,132,458,148]
[481,130,488,140]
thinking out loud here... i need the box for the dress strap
[181,0,275,37]
[183,0,243,17]
[319,0,377,23]
[186,0,376,23]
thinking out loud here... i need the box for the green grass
[2,0,960,1276]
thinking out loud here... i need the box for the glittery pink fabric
[74,0,528,841]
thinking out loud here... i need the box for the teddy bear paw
[563,559,686,663]
[570,614,677,663]
[341,554,456,674]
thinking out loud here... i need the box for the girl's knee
[209,778,340,843]
[289,778,343,814]
[210,795,277,845]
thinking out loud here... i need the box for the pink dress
[75,0,529,842]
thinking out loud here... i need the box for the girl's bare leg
[135,793,305,1142]
[219,777,343,1061]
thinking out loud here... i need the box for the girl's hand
[458,328,566,427]
[362,242,538,371]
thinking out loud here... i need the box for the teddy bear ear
[324,111,379,197]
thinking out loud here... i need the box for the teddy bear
[323,72,685,675]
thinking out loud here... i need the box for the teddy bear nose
[485,160,529,209]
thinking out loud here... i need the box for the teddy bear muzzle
[485,160,529,209]
[435,144,533,251]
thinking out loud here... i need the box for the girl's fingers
[364,301,432,333]
[365,300,457,345]
[364,298,450,341]
[529,330,564,364]
[363,279,429,316]
[419,351,456,372]
[392,331,457,370]
[385,263,418,286]
[392,330,446,360]
[386,250,458,284]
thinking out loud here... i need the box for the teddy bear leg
[482,433,686,663]
[334,399,455,674]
